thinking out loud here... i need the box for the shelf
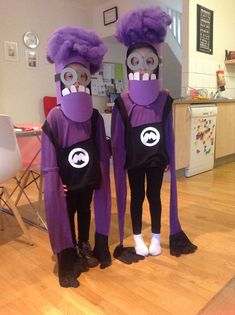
[225,59,235,65]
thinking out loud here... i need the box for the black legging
[65,186,93,245]
[127,167,165,235]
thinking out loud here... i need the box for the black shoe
[170,230,198,257]
[57,248,80,288]
[59,273,80,288]
[78,241,99,268]
[113,245,145,264]
[93,232,112,269]
[74,255,89,276]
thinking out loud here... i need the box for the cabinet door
[215,103,235,158]
[173,104,190,169]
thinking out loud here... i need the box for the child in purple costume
[112,7,197,263]
[41,26,111,287]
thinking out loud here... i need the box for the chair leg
[3,188,33,245]
[15,170,31,206]
[37,173,47,230]
[12,172,47,230]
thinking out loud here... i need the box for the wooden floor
[0,162,235,315]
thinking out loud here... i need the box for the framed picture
[4,41,18,62]
[197,5,213,55]
[25,50,38,69]
[103,7,118,26]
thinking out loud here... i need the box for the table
[12,125,47,230]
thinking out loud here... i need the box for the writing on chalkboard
[197,5,213,55]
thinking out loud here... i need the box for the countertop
[173,98,235,104]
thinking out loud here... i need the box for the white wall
[91,0,136,39]
[0,0,183,124]
[2,0,234,124]
[182,0,235,98]
[137,0,182,12]
[0,0,92,124]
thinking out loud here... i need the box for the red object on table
[16,124,41,169]
[43,96,57,118]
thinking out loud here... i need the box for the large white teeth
[142,73,149,80]
[62,85,90,96]
[130,72,155,81]
[134,72,140,80]
[70,85,77,93]
[78,85,85,92]
[62,87,70,96]
[128,73,134,80]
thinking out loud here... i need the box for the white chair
[0,115,33,245]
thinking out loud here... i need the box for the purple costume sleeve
[164,104,182,235]
[111,105,127,244]
[94,115,111,236]
[41,125,74,254]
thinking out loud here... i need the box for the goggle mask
[127,52,161,72]
[55,65,91,87]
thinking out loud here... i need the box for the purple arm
[93,115,111,236]
[111,105,127,244]
[164,106,182,235]
[41,130,74,254]
[165,103,198,255]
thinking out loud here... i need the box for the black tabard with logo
[116,97,171,170]
[42,109,101,190]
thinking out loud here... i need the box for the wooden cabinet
[173,103,190,170]
[173,100,235,170]
[225,59,235,65]
[215,102,235,158]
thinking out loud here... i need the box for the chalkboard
[197,5,213,55]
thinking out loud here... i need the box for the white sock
[133,234,149,256]
[149,233,161,256]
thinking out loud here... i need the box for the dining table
[11,123,47,230]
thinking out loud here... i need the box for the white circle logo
[140,127,160,147]
[68,148,89,168]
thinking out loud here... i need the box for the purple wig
[115,7,172,47]
[47,26,107,74]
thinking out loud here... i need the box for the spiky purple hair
[47,26,107,74]
[115,7,172,47]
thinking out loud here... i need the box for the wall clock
[23,32,39,49]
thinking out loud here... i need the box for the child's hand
[165,165,170,172]
[63,185,68,196]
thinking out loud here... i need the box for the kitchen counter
[172,99,235,171]
[174,98,235,104]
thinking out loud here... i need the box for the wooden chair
[15,135,46,230]
[0,115,33,245]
